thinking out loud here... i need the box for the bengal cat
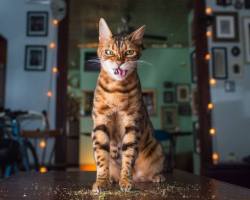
[91,18,165,193]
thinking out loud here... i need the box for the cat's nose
[116,61,122,66]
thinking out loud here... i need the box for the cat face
[98,18,145,81]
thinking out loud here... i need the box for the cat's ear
[99,18,112,42]
[129,25,146,45]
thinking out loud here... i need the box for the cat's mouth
[114,68,128,77]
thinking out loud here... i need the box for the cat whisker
[136,60,153,67]
[87,58,101,64]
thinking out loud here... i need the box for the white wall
[206,1,250,162]
[0,0,58,164]
[0,0,57,127]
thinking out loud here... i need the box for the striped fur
[92,18,165,193]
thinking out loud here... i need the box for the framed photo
[212,47,228,79]
[163,91,175,103]
[163,81,174,88]
[84,52,100,72]
[178,103,191,116]
[216,0,233,6]
[25,45,47,71]
[161,106,178,131]
[213,12,239,42]
[83,91,94,116]
[243,17,250,63]
[27,11,48,36]
[176,84,190,103]
[231,64,244,78]
[142,90,156,116]
[245,0,250,8]
[190,50,197,83]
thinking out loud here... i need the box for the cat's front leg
[119,125,139,192]
[92,123,110,193]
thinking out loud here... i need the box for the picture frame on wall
[212,47,228,79]
[190,50,197,83]
[161,106,178,131]
[82,90,94,116]
[142,90,157,116]
[245,0,250,8]
[25,45,47,71]
[191,88,199,115]
[84,52,100,72]
[176,84,190,103]
[163,91,175,103]
[216,0,233,6]
[27,11,48,36]
[178,103,191,116]
[243,17,250,63]
[213,12,239,42]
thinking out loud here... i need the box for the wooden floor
[0,170,250,199]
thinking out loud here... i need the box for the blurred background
[0,0,250,189]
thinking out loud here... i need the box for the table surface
[0,170,250,200]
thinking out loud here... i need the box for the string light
[206,31,212,37]
[52,67,58,74]
[39,139,46,149]
[212,152,219,164]
[210,78,217,86]
[209,128,216,135]
[208,103,214,110]
[39,166,48,173]
[205,53,211,60]
[49,42,56,49]
[47,91,53,97]
[206,7,213,15]
[52,19,59,26]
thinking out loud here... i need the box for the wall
[0,0,57,163]
[75,48,194,166]
[68,0,192,69]
[206,1,250,162]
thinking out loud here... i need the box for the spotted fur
[91,18,165,193]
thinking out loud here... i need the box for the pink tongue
[118,68,126,77]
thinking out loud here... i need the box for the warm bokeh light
[206,7,213,15]
[80,164,96,171]
[208,103,214,110]
[49,42,56,49]
[47,91,53,97]
[212,152,219,164]
[205,53,211,60]
[52,19,59,25]
[209,128,216,135]
[39,166,48,173]
[52,67,58,73]
[206,31,212,37]
[210,78,217,86]
[39,139,46,149]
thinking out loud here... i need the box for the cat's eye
[105,49,114,56]
[125,50,136,57]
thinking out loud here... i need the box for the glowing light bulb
[52,67,58,73]
[49,42,56,49]
[40,166,48,173]
[39,139,46,148]
[210,78,217,86]
[208,103,214,110]
[47,91,53,97]
[212,152,219,164]
[205,53,211,60]
[206,7,213,15]
[209,128,216,135]
[52,19,59,25]
[206,31,212,37]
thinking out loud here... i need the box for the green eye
[125,50,135,57]
[105,49,114,56]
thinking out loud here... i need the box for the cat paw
[152,174,166,183]
[92,179,110,193]
[119,178,133,192]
